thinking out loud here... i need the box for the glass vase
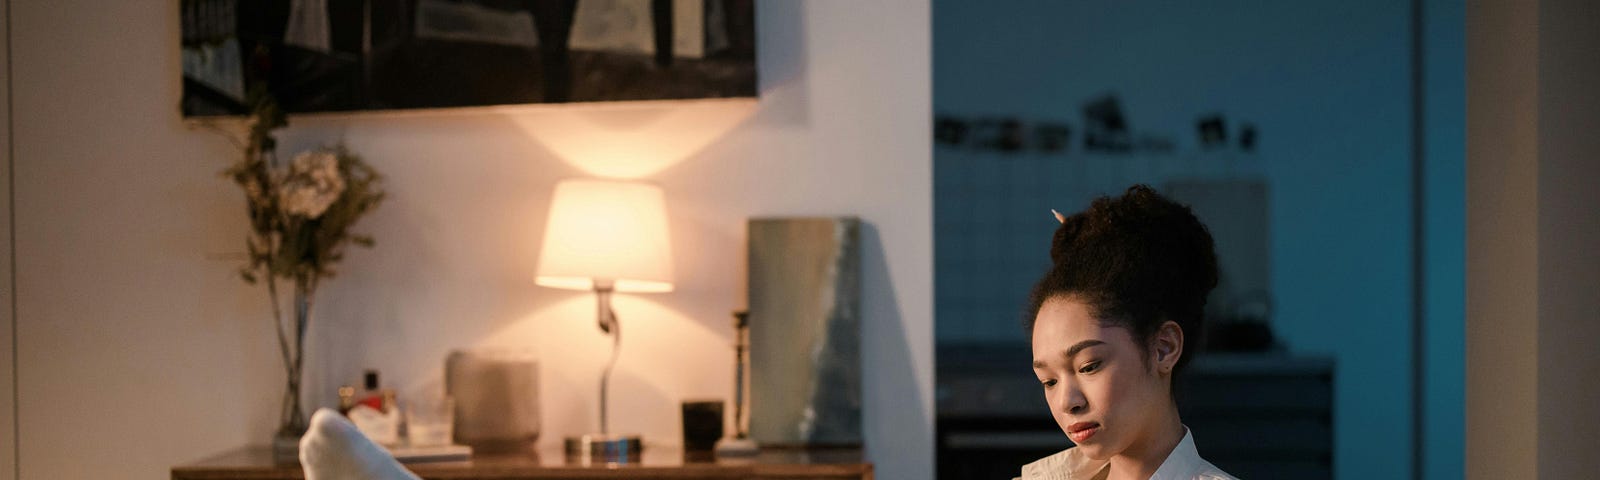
[271,286,312,461]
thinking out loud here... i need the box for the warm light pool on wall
[535,178,675,462]
[507,99,757,179]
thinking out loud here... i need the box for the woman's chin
[1072,442,1112,460]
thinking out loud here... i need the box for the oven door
[936,344,1065,479]
[937,416,1069,479]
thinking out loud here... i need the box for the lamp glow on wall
[535,179,674,459]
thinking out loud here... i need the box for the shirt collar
[1149,428,1204,480]
[1021,427,1203,480]
[1020,445,1107,480]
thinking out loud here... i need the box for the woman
[1018,185,1238,480]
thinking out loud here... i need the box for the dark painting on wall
[180,0,757,117]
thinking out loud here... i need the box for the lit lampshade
[535,178,675,460]
[535,179,674,293]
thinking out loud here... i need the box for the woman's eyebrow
[1064,339,1106,359]
[1032,339,1107,368]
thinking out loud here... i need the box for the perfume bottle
[357,370,386,411]
[349,369,401,445]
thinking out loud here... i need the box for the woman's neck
[1105,403,1185,480]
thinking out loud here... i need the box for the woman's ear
[1152,321,1184,374]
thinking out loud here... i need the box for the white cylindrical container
[446,349,541,452]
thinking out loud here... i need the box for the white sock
[299,408,421,480]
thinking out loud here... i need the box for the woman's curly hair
[1024,185,1219,376]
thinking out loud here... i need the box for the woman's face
[1031,296,1174,460]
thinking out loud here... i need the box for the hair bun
[1050,215,1087,264]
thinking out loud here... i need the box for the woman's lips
[1067,422,1101,443]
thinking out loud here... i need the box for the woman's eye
[1040,379,1057,388]
[1078,361,1102,374]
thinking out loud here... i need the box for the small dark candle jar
[681,400,725,452]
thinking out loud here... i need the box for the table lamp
[535,179,674,460]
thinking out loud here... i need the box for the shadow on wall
[857,222,933,468]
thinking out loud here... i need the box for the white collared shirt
[1015,427,1237,480]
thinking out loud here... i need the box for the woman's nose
[1059,380,1087,414]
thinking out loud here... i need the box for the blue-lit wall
[1421,1,1464,478]
[933,1,1463,479]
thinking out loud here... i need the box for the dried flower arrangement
[216,88,385,452]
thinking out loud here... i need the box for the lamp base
[714,436,759,456]
[564,434,644,464]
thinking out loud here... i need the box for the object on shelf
[347,370,400,445]
[682,400,725,452]
[348,403,400,446]
[355,370,390,411]
[1208,290,1278,352]
[715,310,760,456]
[536,179,677,462]
[446,349,542,452]
[748,217,862,447]
[209,85,387,461]
[1163,179,1273,349]
[337,385,356,415]
[1082,94,1132,153]
[1198,114,1229,149]
[405,394,456,448]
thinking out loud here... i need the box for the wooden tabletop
[172,446,873,480]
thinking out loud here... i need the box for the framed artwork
[180,0,757,117]
[747,217,862,447]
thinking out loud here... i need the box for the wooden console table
[172,446,873,480]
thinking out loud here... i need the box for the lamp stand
[565,280,643,462]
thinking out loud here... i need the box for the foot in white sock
[299,408,421,480]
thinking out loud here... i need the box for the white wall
[10,0,931,478]
[1531,0,1600,477]
[1467,0,1600,477]
[1464,0,1537,475]
[0,0,14,478]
